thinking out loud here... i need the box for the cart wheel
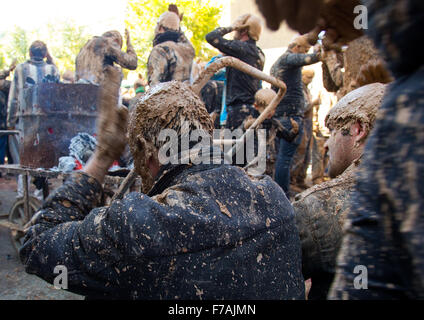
[8,197,41,254]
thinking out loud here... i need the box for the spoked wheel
[8,197,41,254]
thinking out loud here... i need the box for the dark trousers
[274,116,304,195]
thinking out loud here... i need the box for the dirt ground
[0,174,83,300]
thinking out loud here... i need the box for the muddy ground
[0,174,83,300]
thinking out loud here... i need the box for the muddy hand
[96,66,129,165]
[125,29,131,45]
[290,118,299,135]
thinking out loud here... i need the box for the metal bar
[110,168,139,202]
[22,172,30,222]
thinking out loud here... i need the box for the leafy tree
[125,0,222,76]
[0,21,91,76]
[5,26,30,64]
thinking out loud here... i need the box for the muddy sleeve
[147,46,168,86]
[6,66,20,128]
[293,198,320,279]
[284,52,320,68]
[107,42,138,71]
[18,172,127,297]
[323,51,344,88]
[206,27,250,58]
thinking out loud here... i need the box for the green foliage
[125,0,222,76]
[43,20,92,72]
[0,21,92,76]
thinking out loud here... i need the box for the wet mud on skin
[325,83,386,133]
[0,176,83,300]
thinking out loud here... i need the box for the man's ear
[353,120,367,145]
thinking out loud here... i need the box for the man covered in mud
[147,5,195,87]
[206,14,265,131]
[270,35,321,196]
[255,0,424,300]
[19,66,305,300]
[7,41,60,130]
[293,83,386,300]
[75,29,137,85]
[321,35,392,100]
[242,88,299,178]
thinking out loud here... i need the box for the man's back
[7,59,59,128]
[20,160,305,299]
[75,35,137,85]
[271,50,319,117]
[147,36,195,86]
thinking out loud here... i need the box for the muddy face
[325,125,356,178]
[128,81,213,194]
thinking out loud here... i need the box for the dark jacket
[20,155,305,299]
[329,0,424,300]
[270,50,319,117]
[206,27,265,107]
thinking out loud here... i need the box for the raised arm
[107,29,138,71]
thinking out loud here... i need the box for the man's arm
[107,30,138,71]
[19,65,133,297]
[284,51,320,68]
[206,27,252,58]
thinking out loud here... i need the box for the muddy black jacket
[270,50,319,117]
[20,157,304,299]
[206,27,265,107]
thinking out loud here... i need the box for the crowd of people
[0,0,422,300]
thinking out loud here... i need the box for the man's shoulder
[293,164,358,213]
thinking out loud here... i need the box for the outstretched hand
[125,28,131,45]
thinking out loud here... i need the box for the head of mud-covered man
[19,67,305,300]
[324,82,385,178]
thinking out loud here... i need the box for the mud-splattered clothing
[329,0,424,299]
[7,59,59,128]
[147,31,195,87]
[206,27,265,130]
[75,36,137,85]
[293,159,360,299]
[270,50,319,117]
[200,80,224,115]
[20,155,305,299]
